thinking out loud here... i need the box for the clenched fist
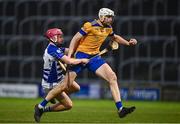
[129,39,137,46]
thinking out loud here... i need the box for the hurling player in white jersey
[34,28,89,123]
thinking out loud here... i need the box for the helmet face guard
[45,28,63,43]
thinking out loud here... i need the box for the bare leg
[49,92,73,112]
[45,72,77,101]
[65,81,80,94]
[95,63,136,118]
[46,81,80,112]
[95,63,121,102]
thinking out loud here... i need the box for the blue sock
[115,101,123,110]
[40,99,48,107]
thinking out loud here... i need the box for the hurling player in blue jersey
[34,28,89,123]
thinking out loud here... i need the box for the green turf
[0,98,180,123]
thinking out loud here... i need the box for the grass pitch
[0,98,180,123]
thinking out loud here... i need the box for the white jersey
[41,43,65,89]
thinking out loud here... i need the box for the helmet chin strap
[53,41,63,47]
[54,42,62,47]
[49,38,62,47]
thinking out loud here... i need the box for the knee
[108,72,117,84]
[66,82,80,94]
[65,101,73,110]
[74,84,80,92]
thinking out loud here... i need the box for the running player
[34,28,89,123]
[35,8,137,120]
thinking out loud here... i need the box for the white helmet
[98,8,115,18]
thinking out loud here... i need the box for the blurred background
[0,0,179,101]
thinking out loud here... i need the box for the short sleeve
[48,45,65,59]
[79,22,92,36]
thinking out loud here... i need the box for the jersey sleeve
[48,46,65,59]
[79,22,92,36]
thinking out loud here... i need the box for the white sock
[119,107,123,111]
[38,104,44,109]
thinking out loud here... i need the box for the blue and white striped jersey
[42,43,65,89]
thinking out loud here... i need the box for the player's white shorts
[41,75,65,96]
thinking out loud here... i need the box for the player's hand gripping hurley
[90,40,119,60]
[58,40,119,88]
[58,40,119,71]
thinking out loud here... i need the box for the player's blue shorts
[70,51,106,74]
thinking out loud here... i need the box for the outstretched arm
[64,48,69,55]
[68,32,83,57]
[112,34,137,46]
[60,55,89,65]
